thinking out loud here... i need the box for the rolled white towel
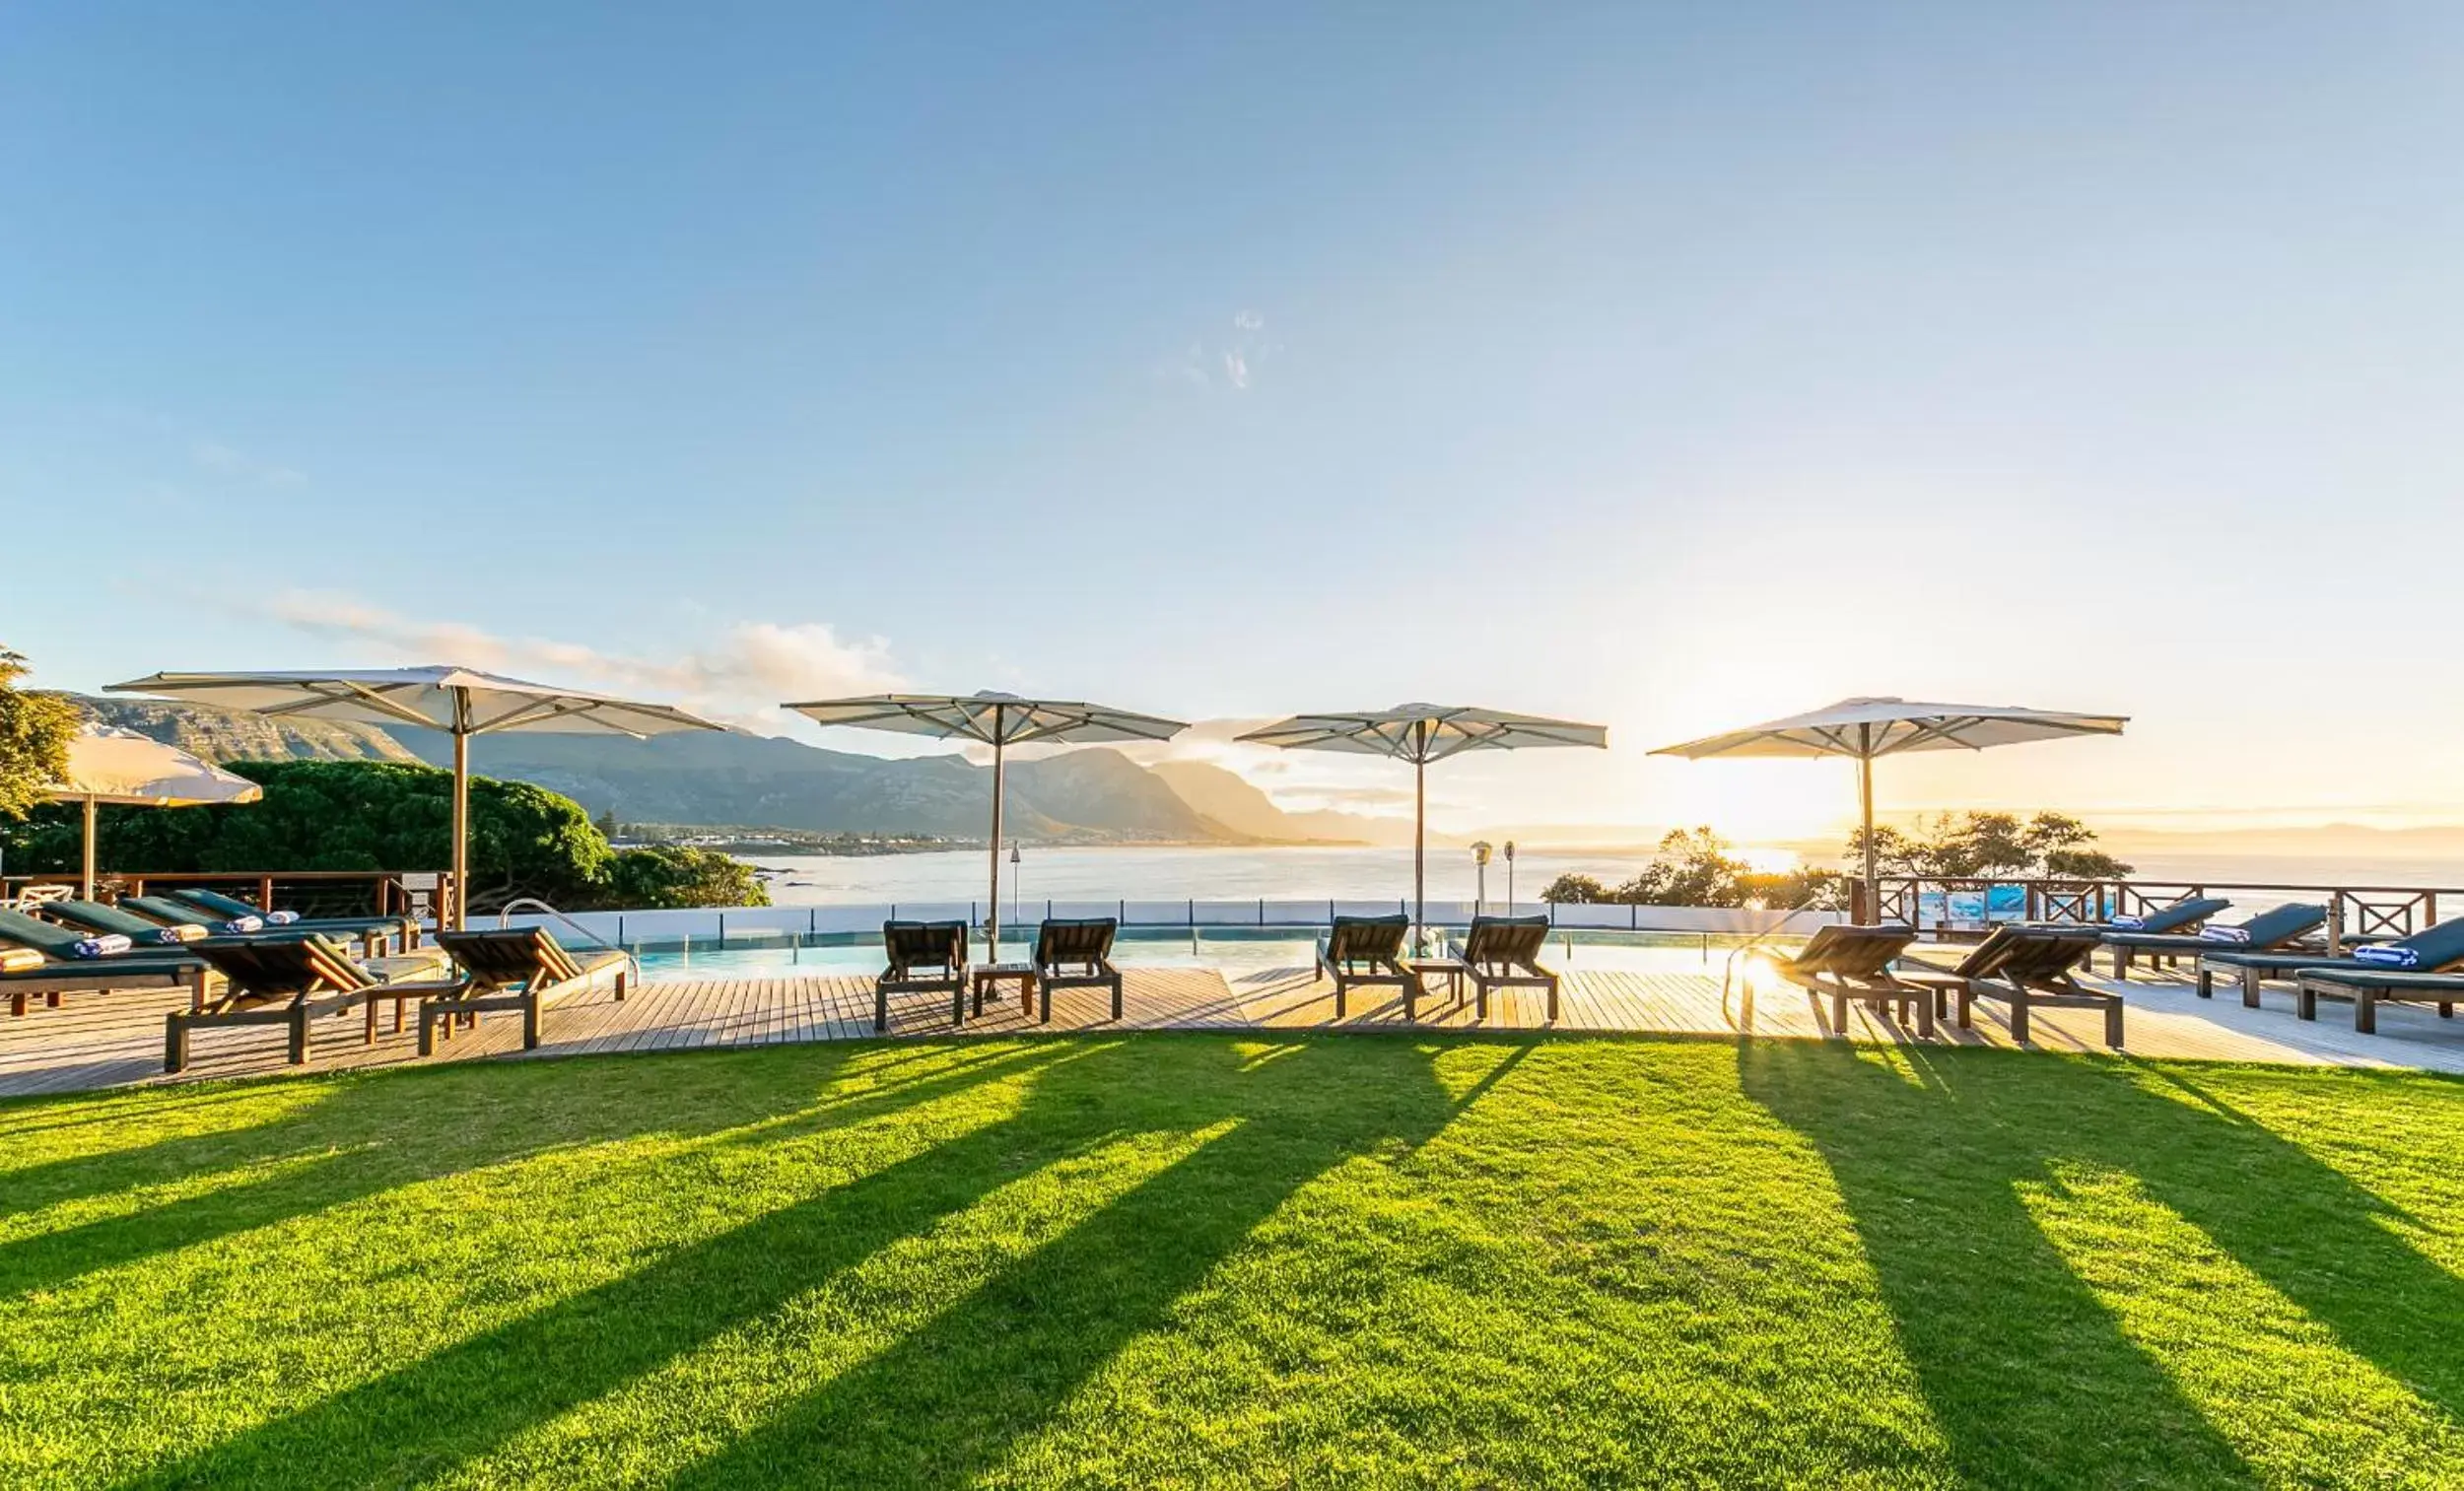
[2353,944,2419,969]
[220,915,264,934]
[68,933,134,959]
[150,924,205,945]
[2108,915,2146,930]
[265,910,300,924]
[2198,925,2250,944]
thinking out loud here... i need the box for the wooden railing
[1867,875,2460,954]
[3,869,448,924]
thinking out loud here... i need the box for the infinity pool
[628,929,1801,983]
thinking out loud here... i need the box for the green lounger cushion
[2203,915,2464,975]
[2106,904,2326,953]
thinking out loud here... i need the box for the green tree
[1844,811,2133,881]
[603,845,770,910]
[1540,872,1608,905]
[0,646,80,822]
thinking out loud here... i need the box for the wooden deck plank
[8,954,2464,1098]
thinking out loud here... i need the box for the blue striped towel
[265,910,299,924]
[2353,944,2419,968]
[68,933,133,959]
[220,915,264,934]
[2109,915,2146,929]
[150,925,204,945]
[2199,925,2250,943]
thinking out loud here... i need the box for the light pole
[1472,841,1492,915]
[1504,840,1516,912]
[1009,840,1022,932]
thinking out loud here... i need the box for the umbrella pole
[82,795,98,900]
[450,696,471,931]
[1413,749,1426,955]
[988,732,1005,962]
[1858,732,1878,923]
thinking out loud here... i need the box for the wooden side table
[1404,958,1467,1020]
[971,962,1038,1018]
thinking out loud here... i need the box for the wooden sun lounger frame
[166,934,457,1072]
[7,961,207,1017]
[1449,915,1559,1022]
[1317,915,1416,1018]
[1760,924,1930,1038]
[2291,969,2460,1034]
[1029,916,1124,1023]
[1900,927,2116,1047]
[876,919,969,1032]
[419,928,631,1054]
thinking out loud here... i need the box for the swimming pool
[627,928,1803,983]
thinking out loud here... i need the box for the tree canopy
[0,646,80,822]
[1541,829,1842,910]
[0,758,766,912]
[1846,811,2133,881]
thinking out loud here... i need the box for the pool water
[628,930,1798,983]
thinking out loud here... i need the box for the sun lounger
[1445,915,1561,1022]
[2100,903,2327,981]
[418,927,632,1053]
[2290,967,2462,1034]
[876,919,969,1032]
[1754,923,1928,1037]
[1900,926,2115,1047]
[1027,916,1123,1023]
[0,908,209,1016]
[165,887,418,953]
[1316,914,1415,1018]
[165,933,457,1071]
[39,899,212,947]
[2196,915,2464,1008]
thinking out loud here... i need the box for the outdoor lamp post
[1009,840,1022,929]
[1472,841,1492,914]
[1504,840,1516,911]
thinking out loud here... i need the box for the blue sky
[8,3,2464,837]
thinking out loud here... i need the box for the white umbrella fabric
[1237,705,1608,944]
[107,666,723,927]
[783,692,1190,958]
[44,726,264,899]
[1650,697,2128,916]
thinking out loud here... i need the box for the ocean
[739,845,2464,907]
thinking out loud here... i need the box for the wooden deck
[4,959,2462,1099]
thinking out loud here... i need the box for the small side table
[1405,957,1467,1019]
[972,962,1038,1018]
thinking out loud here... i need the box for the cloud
[1157,310,1276,393]
[193,441,307,486]
[243,591,904,730]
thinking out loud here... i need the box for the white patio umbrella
[1237,705,1608,945]
[1650,697,2128,917]
[783,692,1189,958]
[44,726,264,899]
[107,666,723,927]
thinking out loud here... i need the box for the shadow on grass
[1743,1043,2464,1486]
[133,1035,1470,1490]
[0,1041,1058,1304]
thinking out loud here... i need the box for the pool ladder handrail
[496,898,643,983]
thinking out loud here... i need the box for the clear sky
[7,3,2463,841]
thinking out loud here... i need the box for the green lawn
[3,1035,2461,1488]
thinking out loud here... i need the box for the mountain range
[66,695,1391,847]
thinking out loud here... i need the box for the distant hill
[73,695,417,763]
[62,695,1321,845]
[1148,760,1403,846]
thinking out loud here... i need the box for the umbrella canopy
[1238,705,1608,942]
[784,692,1189,956]
[44,726,264,898]
[1651,697,2129,915]
[108,666,723,926]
